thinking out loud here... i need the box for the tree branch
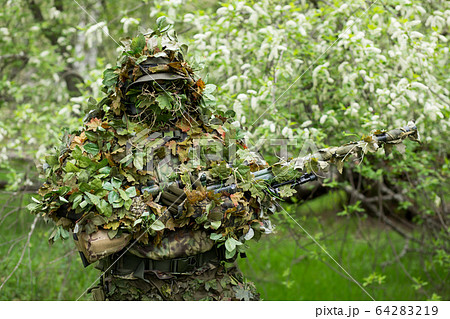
[0,215,39,291]
[26,0,84,96]
[343,185,416,241]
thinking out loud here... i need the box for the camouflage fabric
[130,229,214,260]
[93,259,259,301]
[74,229,131,263]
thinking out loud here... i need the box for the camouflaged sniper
[29,19,419,300]
[29,24,272,300]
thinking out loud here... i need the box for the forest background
[0,0,448,300]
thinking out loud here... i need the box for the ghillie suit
[29,24,275,301]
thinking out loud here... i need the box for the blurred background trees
[0,0,448,300]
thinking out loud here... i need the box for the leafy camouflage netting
[91,254,260,301]
[28,22,276,260]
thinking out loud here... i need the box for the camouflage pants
[91,261,259,301]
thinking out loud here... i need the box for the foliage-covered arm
[208,122,420,197]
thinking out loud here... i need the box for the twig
[0,235,27,247]
[57,253,73,300]
[287,226,354,282]
[28,239,33,295]
[48,249,77,265]
[0,236,27,263]
[385,232,430,299]
[0,215,39,291]
[0,191,16,216]
[343,185,416,242]
[381,239,409,268]
[380,183,419,217]
[0,207,20,227]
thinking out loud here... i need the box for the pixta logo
[315,306,360,318]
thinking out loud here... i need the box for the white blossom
[120,17,139,33]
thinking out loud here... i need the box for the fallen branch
[343,185,416,242]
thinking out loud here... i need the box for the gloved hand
[160,184,186,218]
[159,173,205,218]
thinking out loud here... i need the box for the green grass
[238,193,449,301]
[0,190,448,300]
[0,191,98,300]
[238,231,429,300]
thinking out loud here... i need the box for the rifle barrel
[294,123,418,162]
[374,123,417,143]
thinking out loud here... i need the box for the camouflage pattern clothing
[29,26,277,300]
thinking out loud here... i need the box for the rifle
[141,122,419,197]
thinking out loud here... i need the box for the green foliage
[337,201,364,217]
[363,272,387,287]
